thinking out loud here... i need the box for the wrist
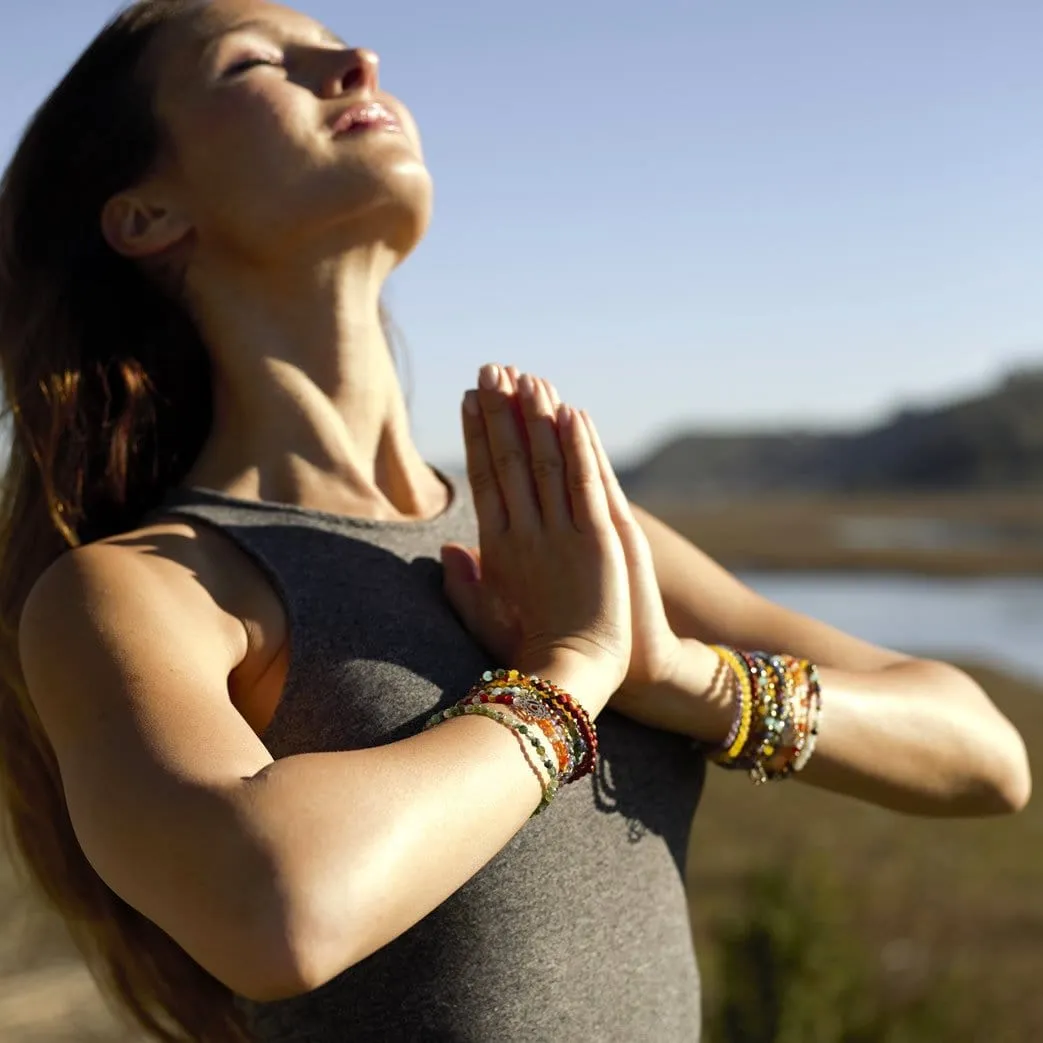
[626,639,735,743]
[515,645,619,718]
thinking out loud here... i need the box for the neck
[184,252,444,521]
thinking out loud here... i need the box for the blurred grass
[0,661,1036,1040]
[687,662,1043,1043]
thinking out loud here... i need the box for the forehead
[156,0,333,69]
[149,0,335,105]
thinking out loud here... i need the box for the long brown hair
[0,2,250,1039]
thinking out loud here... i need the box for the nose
[323,47,380,97]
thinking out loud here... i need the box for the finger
[477,363,540,531]
[501,365,531,454]
[558,404,613,534]
[581,410,659,586]
[518,373,570,526]
[539,377,563,411]
[441,544,489,642]
[462,389,508,534]
[581,409,631,525]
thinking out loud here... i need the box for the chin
[262,156,433,263]
[348,158,434,260]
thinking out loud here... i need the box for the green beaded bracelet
[425,702,560,815]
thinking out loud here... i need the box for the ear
[100,185,192,260]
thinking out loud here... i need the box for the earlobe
[100,191,190,259]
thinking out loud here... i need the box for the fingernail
[558,403,573,429]
[463,390,480,415]
[518,373,535,397]
[479,364,499,390]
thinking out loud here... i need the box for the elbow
[988,733,1032,815]
[193,874,363,1003]
[229,897,363,1003]
[978,702,1033,817]
[929,662,1032,817]
[192,921,324,1004]
[957,725,1032,818]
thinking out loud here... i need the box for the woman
[0,1,1029,1040]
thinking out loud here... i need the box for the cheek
[175,91,318,208]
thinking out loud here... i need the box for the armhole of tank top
[152,507,303,747]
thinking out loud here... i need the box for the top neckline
[161,468,465,533]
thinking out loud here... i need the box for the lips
[331,101,402,136]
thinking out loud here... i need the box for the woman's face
[149,0,431,264]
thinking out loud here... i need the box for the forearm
[234,650,608,999]
[240,714,537,996]
[635,639,1031,817]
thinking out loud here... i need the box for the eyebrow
[203,17,348,56]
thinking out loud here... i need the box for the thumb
[441,543,483,622]
[441,543,480,583]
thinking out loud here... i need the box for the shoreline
[644,492,1043,577]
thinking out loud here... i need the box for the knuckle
[492,447,528,473]
[567,468,599,493]
[531,454,563,482]
[481,393,511,415]
[463,431,486,456]
[614,510,640,535]
[467,467,500,497]
[463,425,488,451]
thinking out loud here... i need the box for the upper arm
[18,537,280,993]
[632,505,910,671]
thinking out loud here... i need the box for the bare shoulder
[19,518,250,761]
[27,516,218,605]
[21,517,244,664]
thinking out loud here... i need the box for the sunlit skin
[103,0,442,520]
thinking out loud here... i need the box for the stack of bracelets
[707,646,823,784]
[425,648,822,814]
[424,669,598,816]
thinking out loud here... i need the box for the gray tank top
[162,476,705,1042]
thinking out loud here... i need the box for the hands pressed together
[441,363,687,720]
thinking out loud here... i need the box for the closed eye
[224,56,284,77]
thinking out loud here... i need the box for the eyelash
[225,56,284,76]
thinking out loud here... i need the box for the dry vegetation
[646,493,1043,575]
[687,662,1043,1042]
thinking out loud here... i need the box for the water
[740,572,1043,682]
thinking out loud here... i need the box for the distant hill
[619,368,1043,501]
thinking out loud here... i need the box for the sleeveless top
[161,476,706,1042]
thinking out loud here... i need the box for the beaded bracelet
[708,648,823,784]
[791,663,823,775]
[749,652,822,784]
[748,655,794,784]
[425,702,560,814]
[707,646,754,763]
[462,692,575,778]
[425,668,598,814]
[471,682,588,785]
[471,669,599,782]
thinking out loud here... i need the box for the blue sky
[3,1,1042,466]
